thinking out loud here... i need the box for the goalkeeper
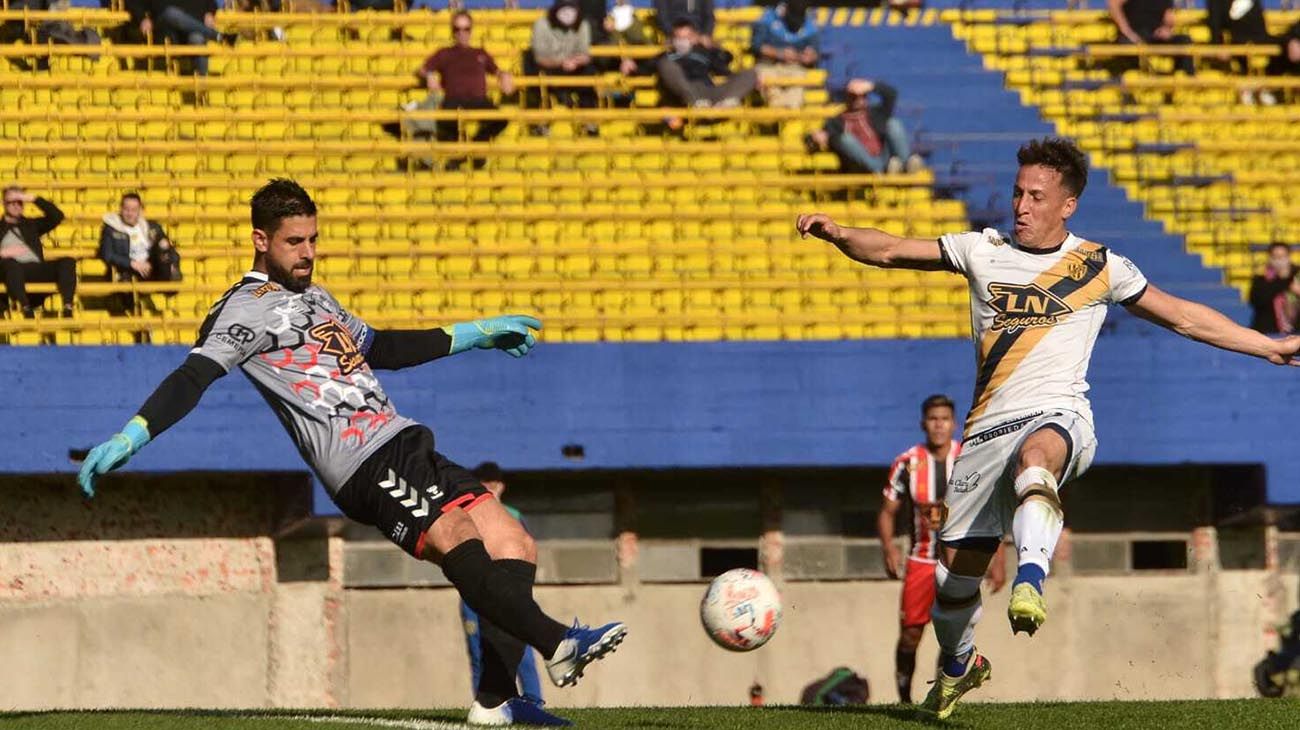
[77,179,625,728]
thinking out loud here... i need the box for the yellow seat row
[958,10,1298,299]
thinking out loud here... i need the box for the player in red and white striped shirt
[878,394,1006,704]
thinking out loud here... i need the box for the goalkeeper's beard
[268,259,313,293]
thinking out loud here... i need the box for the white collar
[245,270,269,282]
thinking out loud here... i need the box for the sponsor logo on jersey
[308,319,365,375]
[212,323,258,350]
[950,471,981,493]
[252,281,281,298]
[987,282,1073,332]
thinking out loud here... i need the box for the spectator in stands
[1107,0,1194,76]
[606,0,654,77]
[98,193,181,284]
[1208,0,1274,103]
[609,0,651,47]
[405,11,515,170]
[580,0,611,44]
[1265,20,1300,86]
[349,0,394,11]
[133,0,237,77]
[657,17,758,108]
[0,187,73,319]
[803,79,922,175]
[1249,243,1300,334]
[1208,0,1271,47]
[231,0,285,42]
[654,0,716,46]
[528,0,598,133]
[118,0,149,45]
[0,0,100,70]
[751,0,820,109]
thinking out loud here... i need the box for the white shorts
[940,410,1097,543]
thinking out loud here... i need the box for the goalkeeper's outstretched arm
[78,353,227,497]
[796,213,950,272]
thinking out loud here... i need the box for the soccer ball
[699,568,783,652]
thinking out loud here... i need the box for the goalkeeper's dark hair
[251,178,317,236]
[921,394,955,417]
[1016,137,1088,198]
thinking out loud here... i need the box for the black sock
[440,541,568,660]
[896,647,917,703]
[492,558,568,659]
[476,614,526,708]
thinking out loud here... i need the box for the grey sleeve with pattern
[191,288,273,372]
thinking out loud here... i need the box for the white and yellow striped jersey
[938,228,1149,435]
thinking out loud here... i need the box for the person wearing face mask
[803,79,923,175]
[752,0,820,109]
[605,0,653,77]
[654,0,715,46]
[656,17,757,109]
[527,0,598,133]
[1249,243,1300,334]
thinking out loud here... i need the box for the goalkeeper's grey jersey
[191,271,415,492]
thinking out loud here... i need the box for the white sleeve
[938,228,1001,277]
[1107,250,1149,306]
[883,454,908,501]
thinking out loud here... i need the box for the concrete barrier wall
[1,536,1294,710]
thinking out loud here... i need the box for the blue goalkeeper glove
[77,416,151,498]
[445,315,542,358]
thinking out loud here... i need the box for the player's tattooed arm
[1126,283,1300,366]
[795,213,949,271]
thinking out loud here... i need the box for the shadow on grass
[760,704,956,728]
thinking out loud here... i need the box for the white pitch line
[244,714,474,730]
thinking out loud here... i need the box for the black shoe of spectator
[220,32,238,47]
[21,307,35,319]
[471,158,487,170]
[802,133,819,155]
[61,305,74,319]
[582,123,600,137]
[380,122,402,139]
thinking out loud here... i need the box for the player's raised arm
[1125,283,1300,366]
[364,315,544,370]
[77,353,228,497]
[796,213,949,271]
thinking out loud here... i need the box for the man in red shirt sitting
[392,11,516,170]
[803,78,922,175]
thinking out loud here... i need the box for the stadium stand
[0,4,981,344]
[950,7,1300,297]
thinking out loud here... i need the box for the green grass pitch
[1,701,1297,730]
